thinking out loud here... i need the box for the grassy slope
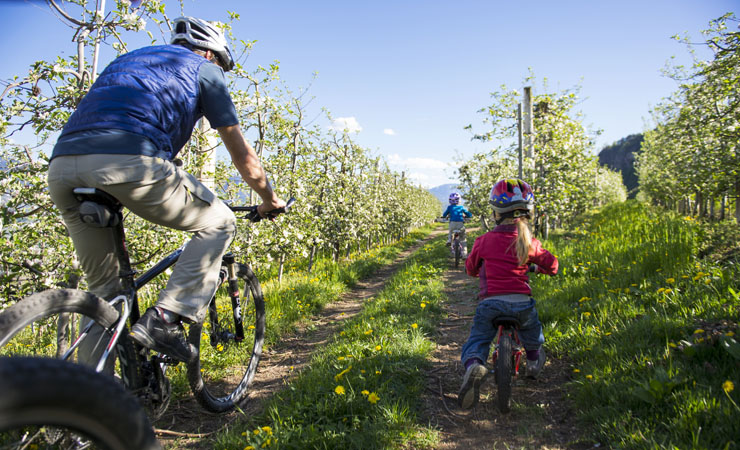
[533,201,740,449]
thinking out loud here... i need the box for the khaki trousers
[48,154,236,323]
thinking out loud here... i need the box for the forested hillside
[598,133,643,198]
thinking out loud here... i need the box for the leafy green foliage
[637,13,740,222]
[460,77,626,232]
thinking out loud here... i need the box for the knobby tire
[495,332,513,413]
[187,262,265,413]
[0,356,160,450]
[0,289,142,392]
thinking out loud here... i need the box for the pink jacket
[465,224,558,299]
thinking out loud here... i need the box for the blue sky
[1,0,737,188]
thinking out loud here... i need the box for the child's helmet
[489,179,534,216]
[449,192,460,205]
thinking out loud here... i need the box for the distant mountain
[428,183,462,207]
[598,133,643,198]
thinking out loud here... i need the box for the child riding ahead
[458,179,558,409]
[441,192,473,257]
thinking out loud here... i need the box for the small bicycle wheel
[0,289,141,392]
[495,332,513,413]
[187,262,265,413]
[0,356,160,450]
[454,241,462,268]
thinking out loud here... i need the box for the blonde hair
[496,214,532,266]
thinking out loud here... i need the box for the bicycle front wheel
[0,356,160,450]
[187,262,265,413]
[495,332,513,413]
[0,289,141,391]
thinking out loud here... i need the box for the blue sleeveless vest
[60,45,207,160]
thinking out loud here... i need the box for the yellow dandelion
[411,323,418,329]
[694,329,705,334]
[244,446,256,450]
[361,390,370,396]
[253,429,261,435]
[573,368,580,373]
[586,375,593,380]
[364,329,373,335]
[368,392,380,404]
[335,385,346,395]
[727,331,735,337]
[375,345,382,351]
[666,278,675,284]
[583,312,592,317]
[723,380,734,394]
[375,370,382,375]
[420,302,427,309]
[261,426,273,435]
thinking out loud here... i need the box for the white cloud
[386,153,449,170]
[329,117,363,134]
[383,128,396,136]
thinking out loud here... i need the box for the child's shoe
[526,349,546,379]
[457,362,488,409]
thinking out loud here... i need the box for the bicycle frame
[491,324,524,376]
[69,187,246,373]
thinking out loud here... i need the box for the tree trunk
[308,245,316,274]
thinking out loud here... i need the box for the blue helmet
[449,192,460,205]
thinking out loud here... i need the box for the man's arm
[217,124,285,215]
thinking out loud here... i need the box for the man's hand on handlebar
[258,197,287,219]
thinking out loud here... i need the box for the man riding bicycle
[441,192,472,257]
[47,16,286,362]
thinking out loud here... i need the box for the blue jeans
[460,297,544,365]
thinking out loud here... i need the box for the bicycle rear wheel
[0,289,141,391]
[0,356,160,450]
[187,262,265,413]
[495,332,513,413]
[454,241,462,268]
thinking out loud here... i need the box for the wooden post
[517,103,523,179]
[523,86,534,181]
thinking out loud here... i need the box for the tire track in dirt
[155,230,446,449]
[420,243,591,449]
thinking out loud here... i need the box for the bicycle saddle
[73,187,123,228]
[492,315,521,327]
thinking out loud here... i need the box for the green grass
[532,201,740,449]
[162,226,437,401]
[214,234,450,450]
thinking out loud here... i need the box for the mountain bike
[0,356,161,450]
[0,187,295,417]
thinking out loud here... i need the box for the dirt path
[154,230,446,449]
[419,251,589,449]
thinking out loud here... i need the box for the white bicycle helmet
[170,16,235,72]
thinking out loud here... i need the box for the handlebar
[230,197,296,223]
